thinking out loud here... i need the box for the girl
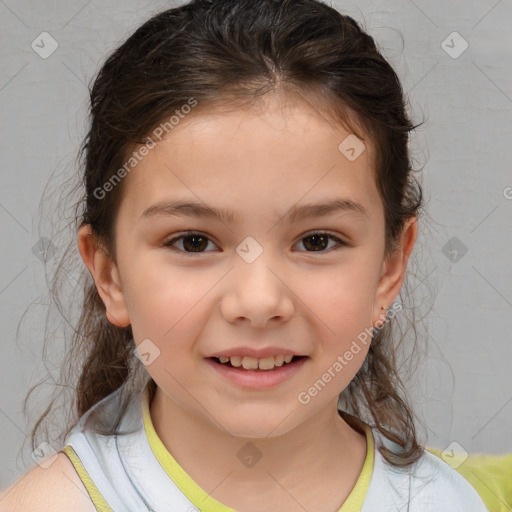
[2,0,490,510]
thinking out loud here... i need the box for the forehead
[116,94,381,227]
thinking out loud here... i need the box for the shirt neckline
[140,381,375,511]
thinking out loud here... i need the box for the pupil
[304,234,327,251]
[184,235,207,252]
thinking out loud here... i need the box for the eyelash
[162,230,348,256]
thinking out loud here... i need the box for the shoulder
[0,452,97,512]
[409,450,489,508]
[378,449,490,511]
[364,435,489,511]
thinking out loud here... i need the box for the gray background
[1,0,511,491]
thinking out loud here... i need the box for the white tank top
[59,377,489,511]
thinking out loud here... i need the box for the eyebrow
[140,198,367,224]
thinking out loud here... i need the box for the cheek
[125,260,212,350]
[297,264,377,330]
[295,265,376,381]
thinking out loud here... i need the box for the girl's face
[83,93,414,438]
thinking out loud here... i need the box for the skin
[78,91,417,511]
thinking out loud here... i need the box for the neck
[148,384,367,498]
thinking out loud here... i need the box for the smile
[206,355,308,389]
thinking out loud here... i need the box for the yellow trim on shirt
[60,445,113,512]
[338,422,374,512]
[142,388,375,511]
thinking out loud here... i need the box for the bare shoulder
[0,452,97,512]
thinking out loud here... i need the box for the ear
[372,217,417,327]
[77,224,131,327]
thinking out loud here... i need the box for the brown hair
[24,0,427,469]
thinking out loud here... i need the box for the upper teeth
[217,354,294,370]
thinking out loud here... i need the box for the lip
[208,346,303,358]
[205,356,308,389]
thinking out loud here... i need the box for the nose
[220,248,295,328]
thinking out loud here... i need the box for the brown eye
[297,232,347,252]
[163,232,217,255]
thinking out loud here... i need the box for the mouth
[206,354,309,389]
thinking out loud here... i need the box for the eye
[162,230,347,256]
[294,231,347,253]
[162,231,218,255]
